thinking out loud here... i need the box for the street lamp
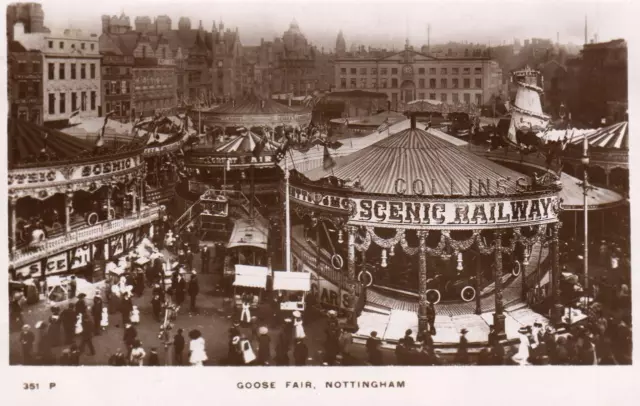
[581,134,591,309]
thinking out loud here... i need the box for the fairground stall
[272,270,311,313]
[288,116,565,341]
[403,99,481,137]
[8,118,164,303]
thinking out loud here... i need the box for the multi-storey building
[8,40,43,124]
[333,43,503,108]
[100,53,134,119]
[132,57,178,117]
[6,1,48,41]
[14,23,102,124]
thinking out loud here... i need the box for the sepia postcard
[2,0,638,404]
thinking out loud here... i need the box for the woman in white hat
[293,311,305,339]
[512,326,531,365]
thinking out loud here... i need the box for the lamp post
[581,133,591,307]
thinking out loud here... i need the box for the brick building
[8,40,43,124]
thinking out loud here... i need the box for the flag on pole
[274,136,291,164]
[322,144,336,170]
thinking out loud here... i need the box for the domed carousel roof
[204,93,311,128]
[304,124,530,196]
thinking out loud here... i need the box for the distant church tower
[336,30,346,56]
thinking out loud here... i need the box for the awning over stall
[273,271,311,292]
[233,265,270,289]
[227,218,269,251]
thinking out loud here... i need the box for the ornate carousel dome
[304,119,530,196]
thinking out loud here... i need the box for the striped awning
[559,172,625,211]
[215,131,281,154]
[304,125,529,195]
[8,119,95,168]
[570,121,629,150]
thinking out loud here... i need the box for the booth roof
[569,121,628,150]
[215,131,281,154]
[227,218,269,251]
[304,125,529,196]
[558,172,625,211]
[233,264,270,289]
[329,111,406,126]
[272,271,311,292]
[211,94,308,115]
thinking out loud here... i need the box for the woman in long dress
[189,330,208,366]
[292,311,305,339]
[130,340,146,366]
[512,326,531,365]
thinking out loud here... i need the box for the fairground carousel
[183,94,311,207]
[60,113,195,208]
[287,115,565,338]
[8,118,164,287]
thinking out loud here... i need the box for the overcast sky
[37,0,634,49]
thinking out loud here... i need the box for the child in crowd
[100,307,109,331]
[130,305,140,325]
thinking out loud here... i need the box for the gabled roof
[117,31,142,55]
[99,34,124,55]
[8,40,28,53]
[381,48,437,61]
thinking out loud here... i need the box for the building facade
[101,54,134,119]
[8,40,43,124]
[14,24,102,123]
[333,46,503,108]
[132,57,178,117]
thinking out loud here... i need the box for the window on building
[441,93,447,102]
[90,64,96,79]
[440,78,447,88]
[350,68,356,75]
[360,78,367,88]
[18,81,27,99]
[80,64,86,79]
[475,94,482,105]
[475,67,482,74]
[71,92,77,111]
[18,109,28,121]
[464,78,470,88]
[429,93,436,100]
[452,93,459,103]
[340,68,346,74]
[59,41,64,49]
[381,78,388,88]
[30,109,40,124]
[429,78,436,88]
[391,68,398,75]
[18,62,26,73]
[29,81,39,98]
[81,43,85,50]
[123,80,129,94]
[391,78,398,87]
[464,93,471,104]
[441,68,447,75]
[81,91,87,111]
[452,78,459,88]
[371,68,377,75]
[418,67,425,74]
[48,93,55,114]
[350,78,356,88]
[475,78,482,88]
[104,83,110,95]
[59,63,65,80]
[91,44,95,51]
[91,91,96,110]
[340,78,347,88]
[372,78,377,88]
[429,68,436,74]
[71,44,75,49]
[48,63,55,80]
[419,78,425,88]
[463,67,470,75]
[32,62,40,73]
[48,41,53,49]
[360,68,367,75]
[452,67,459,75]
[380,68,388,75]
[59,93,66,114]
[418,92,425,100]
[70,63,76,80]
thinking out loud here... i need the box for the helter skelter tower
[507,66,551,144]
